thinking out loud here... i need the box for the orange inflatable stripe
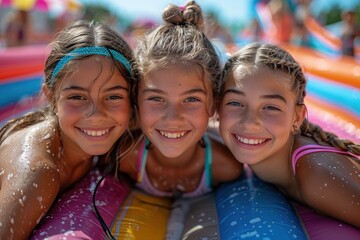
[304,17,341,48]
[306,95,360,129]
[0,65,43,81]
[284,45,360,89]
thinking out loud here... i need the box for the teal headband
[50,46,132,83]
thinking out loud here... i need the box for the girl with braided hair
[218,42,360,228]
[120,1,242,198]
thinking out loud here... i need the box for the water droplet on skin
[43,133,50,140]
[7,173,13,180]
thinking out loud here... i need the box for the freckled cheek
[219,109,241,124]
[111,105,131,121]
[57,104,86,117]
[263,114,290,129]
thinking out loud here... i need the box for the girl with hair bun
[120,1,242,198]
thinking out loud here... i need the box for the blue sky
[78,0,359,27]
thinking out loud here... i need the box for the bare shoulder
[0,120,61,238]
[208,136,243,185]
[296,148,360,192]
[118,137,144,180]
[0,118,60,187]
[1,119,59,166]
[294,144,360,227]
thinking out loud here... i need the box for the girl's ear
[42,84,53,102]
[293,104,306,129]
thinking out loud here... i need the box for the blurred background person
[341,10,360,57]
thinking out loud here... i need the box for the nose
[163,102,183,121]
[85,101,107,119]
[240,108,261,130]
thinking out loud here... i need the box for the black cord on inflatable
[92,175,116,240]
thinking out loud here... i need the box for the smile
[81,128,110,137]
[235,135,267,145]
[159,130,187,139]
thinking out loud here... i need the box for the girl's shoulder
[293,135,359,179]
[119,135,144,179]
[205,130,234,158]
[1,118,60,166]
[206,133,243,184]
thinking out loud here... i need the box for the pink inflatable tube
[294,203,360,240]
[30,170,131,239]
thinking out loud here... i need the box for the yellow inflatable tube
[111,190,171,239]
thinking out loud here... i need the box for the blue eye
[185,97,200,102]
[226,101,242,106]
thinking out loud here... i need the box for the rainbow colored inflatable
[1,45,359,239]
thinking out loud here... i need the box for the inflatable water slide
[1,44,359,239]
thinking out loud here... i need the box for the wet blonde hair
[221,42,360,155]
[135,0,221,110]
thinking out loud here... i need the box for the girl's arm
[296,152,360,228]
[0,141,60,239]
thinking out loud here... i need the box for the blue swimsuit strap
[140,136,212,187]
[203,134,213,188]
[138,138,150,182]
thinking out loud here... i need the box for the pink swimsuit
[291,144,360,174]
[135,135,213,198]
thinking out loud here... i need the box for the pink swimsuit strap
[291,144,359,174]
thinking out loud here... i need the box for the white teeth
[236,136,266,145]
[160,131,187,139]
[82,129,109,137]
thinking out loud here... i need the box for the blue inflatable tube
[216,169,307,239]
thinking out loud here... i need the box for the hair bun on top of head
[162,1,203,27]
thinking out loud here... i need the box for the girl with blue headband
[0,20,137,239]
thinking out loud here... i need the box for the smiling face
[51,56,131,157]
[138,64,212,159]
[219,66,304,166]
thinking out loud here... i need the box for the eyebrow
[62,85,129,92]
[142,87,206,95]
[223,89,287,103]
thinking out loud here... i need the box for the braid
[301,119,360,155]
